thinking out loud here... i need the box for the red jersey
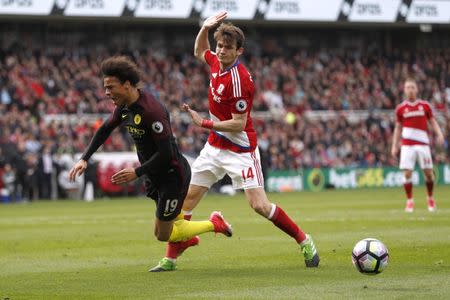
[204,50,257,153]
[395,100,433,145]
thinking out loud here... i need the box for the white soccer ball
[352,238,389,275]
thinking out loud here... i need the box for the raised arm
[194,11,227,63]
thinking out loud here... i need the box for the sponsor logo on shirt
[211,87,222,103]
[403,110,425,118]
[125,126,145,136]
[217,84,225,95]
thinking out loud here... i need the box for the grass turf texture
[1,186,449,299]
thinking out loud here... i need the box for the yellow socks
[168,219,214,242]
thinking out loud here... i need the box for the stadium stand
[0,24,448,200]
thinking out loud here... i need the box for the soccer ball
[352,238,389,275]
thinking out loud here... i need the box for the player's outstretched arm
[68,116,119,182]
[182,103,246,132]
[430,117,445,146]
[111,168,137,185]
[194,11,227,62]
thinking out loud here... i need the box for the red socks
[403,181,413,200]
[426,181,434,198]
[269,204,306,243]
[165,212,193,259]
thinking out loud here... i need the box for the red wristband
[201,119,214,129]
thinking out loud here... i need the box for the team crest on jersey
[236,99,247,112]
[217,84,225,95]
[152,121,163,133]
[134,114,141,125]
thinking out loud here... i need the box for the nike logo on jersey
[121,114,127,119]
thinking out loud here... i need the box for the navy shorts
[144,157,191,221]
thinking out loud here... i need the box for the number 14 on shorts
[241,167,254,181]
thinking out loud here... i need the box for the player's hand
[69,159,87,182]
[391,146,399,158]
[202,11,227,29]
[182,103,203,127]
[111,168,138,185]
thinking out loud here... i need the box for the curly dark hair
[100,56,141,86]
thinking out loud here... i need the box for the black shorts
[144,157,191,221]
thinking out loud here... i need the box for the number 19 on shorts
[164,199,178,215]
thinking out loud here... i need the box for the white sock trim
[183,210,193,216]
[165,257,176,263]
[268,203,276,220]
[300,234,310,246]
[403,177,412,184]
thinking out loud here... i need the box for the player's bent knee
[155,232,170,242]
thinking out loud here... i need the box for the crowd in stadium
[0,28,449,200]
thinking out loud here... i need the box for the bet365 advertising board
[267,164,450,192]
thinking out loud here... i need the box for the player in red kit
[391,78,445,212]
[150,11,319,272]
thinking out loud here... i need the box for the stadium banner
[268,165,449,192]
[266,170,303,192]
[347,0,402,23]
[64,0,127,17]
[0,0,54,15]
[135,0,196,18]
[264,0,342,21]
[406,0,450,24]
[201,0,259,20]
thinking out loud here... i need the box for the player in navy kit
[69,56,232,270]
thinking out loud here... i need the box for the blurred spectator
[0,26,448,200]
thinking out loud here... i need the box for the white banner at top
[0,0,54,15]
[135,0,195,18]
[265,0,343,21]
[64,0,127,16]
[201,0,259,20]
[348,0,401,22]
[407,0,450,24]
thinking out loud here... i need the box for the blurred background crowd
[0,24,449,201]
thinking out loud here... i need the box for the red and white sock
[268,204,307,244]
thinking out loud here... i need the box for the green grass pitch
[1,186,449,299]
